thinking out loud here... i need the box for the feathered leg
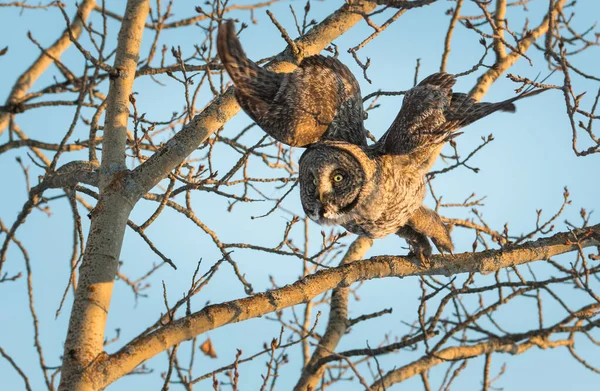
[397,225,433,267]
[407,206,454,255]
[396,206,454,267]
[396,206,454,266]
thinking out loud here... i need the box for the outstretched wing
[376,72,543,157]
[217,20,367,147]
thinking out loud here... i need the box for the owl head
[299,142,376,226]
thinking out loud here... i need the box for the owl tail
[217,20,282,103]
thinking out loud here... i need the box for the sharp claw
[407,248,432,268]
[419,255,431,269]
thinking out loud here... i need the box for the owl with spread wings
[217,20,542,262]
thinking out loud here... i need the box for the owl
[217,21,543,262]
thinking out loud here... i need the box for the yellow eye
[333,174,344,183]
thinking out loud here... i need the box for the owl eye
[313,177,318,186]
[333,174,344,183]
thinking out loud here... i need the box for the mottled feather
[378,72,544,156]
[217,20,367,147]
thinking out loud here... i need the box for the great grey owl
[217,20,543,261]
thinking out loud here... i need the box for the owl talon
[407,249,432,268]
[397,224,433,268]
[405,237,433,269]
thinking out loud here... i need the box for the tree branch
[58,1,150,390]
[0,0,96,136]
[89,224,599,389]
[294,237,373,390]
[371,331,574,390]
[469,0,566,100]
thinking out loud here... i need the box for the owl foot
[397,207,457,268]
[397,225,433,268]
[406,249,432,268]
[407,206,454,255]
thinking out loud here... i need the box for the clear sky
[1,1,599,390]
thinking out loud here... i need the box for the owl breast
[340,155,426,239]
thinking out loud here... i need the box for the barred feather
[217,20,367,147]
[378,72,545,156]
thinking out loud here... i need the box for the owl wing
[217,20,367,148]
[376,72,544,157]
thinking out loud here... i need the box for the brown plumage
[217,20,367,147]
[217,21,545,262]
[377,72,543,159]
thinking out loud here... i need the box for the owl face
[299,145,366,226]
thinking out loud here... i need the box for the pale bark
[493,0,507,60]
[440,0,463,72]
[57,1,150,390]
[84,224,598,389]
[294,237,373,391]
[469,0,566,100]
[0,0,96,136]
[371,332,575,390]
[58,1,380,389]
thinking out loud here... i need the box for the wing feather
[217,20,367,147]
[376,72,544,157]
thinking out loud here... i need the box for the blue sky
[1,1,600,390]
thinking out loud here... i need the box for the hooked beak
[312,191,328,222]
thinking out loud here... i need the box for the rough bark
[86,224,598,389]
[57,1,150,390]
[294,237,373,391]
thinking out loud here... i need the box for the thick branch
[294,237,373,391]
[370,298,600,389]
[371,333,573,390]
[493,0,507,59]
[99,2,148,172]
[89,224,599,388]
[58,1,150,390]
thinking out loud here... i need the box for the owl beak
[319,191,333,206]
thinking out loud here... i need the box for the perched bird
[217,20,543,262]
